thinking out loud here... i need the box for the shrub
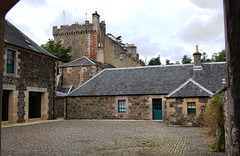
[204,92,225,152]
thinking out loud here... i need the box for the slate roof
[61,56,115,68]
[4,20,58,59]
[165,78,214,98]
[68,62,227,97]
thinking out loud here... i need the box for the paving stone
[2,120,226,156]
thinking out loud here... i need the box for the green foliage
[182,55,192,64]
[201,52,212,62]
[148,55,161,65]
[41,39,72,63]
[175,61,180,64]
[201,50,226,62]
[166,59,174,65]
[204,92,225,152]
[166,59,170,65]
[212,50,226,62]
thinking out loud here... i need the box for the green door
[152,99,162,120]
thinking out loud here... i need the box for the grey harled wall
[224,0,240,155]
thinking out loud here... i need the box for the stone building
[2,20,58,124]
[60,56,114,91]
[56,56,114,118]
[65,47,227,126]
[53,11,144,68]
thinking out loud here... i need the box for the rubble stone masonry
[3,46,56,122]
[66,95,154,120]
[166,97,208,126]
[62,65,103,90]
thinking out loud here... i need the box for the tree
[212,50,226,62]
[166,59,170,65]
[41,39,72,63]
[201,52,211,62]
[166,59,174,65]
[182,55,192,64]
[175,61,181,64]
[148,55,161,65]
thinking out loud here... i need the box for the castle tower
[92,11,100,31]
[52,11,105,62]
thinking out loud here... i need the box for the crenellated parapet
[53,22,97,37]
[53,11,106,61]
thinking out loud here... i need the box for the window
[118,100,126,113]
[7,49,15,73]
[187,102,196,115]
[120,54,124,60]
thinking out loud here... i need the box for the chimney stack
[193,45,201,66]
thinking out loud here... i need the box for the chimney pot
[193,45,201,67]
[196,45,199,52]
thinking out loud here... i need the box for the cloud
[179,12,224,43]
[190,0,222,9]
[20,0,47,7]
[6,0,225,64]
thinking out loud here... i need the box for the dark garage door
[29,92,41,119]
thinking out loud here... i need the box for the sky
[6,0,225,64]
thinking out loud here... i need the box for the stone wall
[66,95,167,120]
[224,0,240,154]
[55,97,65,118]
[53,12,142,68]
[105,36,141,68]
[62,65,103,90]
[166,97,208,126]
[3,45,56,123]
[66,95,208,126]
[53,12,105,62]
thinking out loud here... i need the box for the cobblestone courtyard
[2,120,226,155]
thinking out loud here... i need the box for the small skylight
[25,39,31,45]
[222,78,226,84]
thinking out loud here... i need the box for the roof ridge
[104,64,193,71]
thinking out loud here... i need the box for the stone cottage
[56,56,114,118]
[2,20,58,124]
[60,56,114,90]
[53,11,144,68]
[65,48,227,126]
